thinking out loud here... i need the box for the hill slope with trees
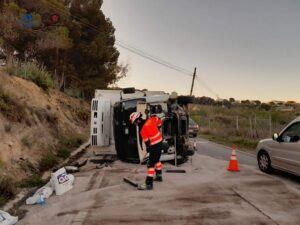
[0,0,127,98]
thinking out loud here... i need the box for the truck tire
[177,96,195,105]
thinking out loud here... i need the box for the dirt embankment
[0,72,90,180]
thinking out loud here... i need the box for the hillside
[0,71,90,183]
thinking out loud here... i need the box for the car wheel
[258,151,272,173]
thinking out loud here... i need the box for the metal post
[249,116,253,138]
[174,136,177,167]
[269,113,272,137]
[236,116,239,130]
[190,67,197,96]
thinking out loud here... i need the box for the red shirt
[140,116,162,146]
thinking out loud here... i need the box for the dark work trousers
[146,141,162,185]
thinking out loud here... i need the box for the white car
[256,117,300,176]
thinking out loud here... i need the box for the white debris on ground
[26,167,75,205]
[51,168,75,196]
[17,148,300,225]
[26,185,53,205]
[0,210,18,225]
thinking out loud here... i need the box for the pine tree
[0,0,126,98]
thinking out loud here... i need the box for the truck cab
[91,88,194,163]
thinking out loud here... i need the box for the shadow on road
[272,169,300,185]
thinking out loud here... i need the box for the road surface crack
[232,188,280,225]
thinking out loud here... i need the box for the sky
[102,0,300,102]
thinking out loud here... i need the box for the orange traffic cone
[227,146,240,172]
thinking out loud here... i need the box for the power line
[116,42,193,76]
[116,40,193,75]
[46,1,193,76]
[45,0,219,97]
[195,76,219,99]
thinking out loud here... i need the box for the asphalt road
[194,138,257,167]
[19,143,300,225]
[193,138,300,188]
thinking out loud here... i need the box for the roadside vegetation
[39,134,86,172]
[0,0,123,208]
[19,174,45,188]
[190,103,300,152]
[0,73,89,207]
[0,86,25,122]
[0,0,127,99]
[4,61,54,90]
[0,176,17,207]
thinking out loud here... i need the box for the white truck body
[91,89,169,147]
[90,98,111,146]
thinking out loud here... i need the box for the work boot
[137,183,153,190]
[154,175,163,182]
[154,169,163,182]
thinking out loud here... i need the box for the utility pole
[190,67,197,96]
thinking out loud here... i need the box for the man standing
[129,112,163,190]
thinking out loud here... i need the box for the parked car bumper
[189,129,198,137]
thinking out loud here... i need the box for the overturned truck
[91,88,195,163]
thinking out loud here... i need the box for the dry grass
[0,87,26,122]
[191,104,299,150]
[39,152,58,172]
[4,61,54,90]
[19,174,45,188]
[0,176,17,207]
[4,123,12,132]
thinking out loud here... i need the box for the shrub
[21,135,31,147]
[0,160,6,169]
[5,61,54,90]
[0,87,25,122]
[19,174,45,188]
[76,109,90,122]
[64,88,83,100]
[56,146,70,159]
[55,134,85,159]
[0,176,17,207]
[4,124,12,132]
[59,134,85,149]
[34,108,58,124]
[0,196,6,207]
[0,88,11,112]
[39,152,58,172]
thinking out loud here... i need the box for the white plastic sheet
[0,211,18,225]
[26,168,75,205]
[51,167,74,196]
[26,185,53,205]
